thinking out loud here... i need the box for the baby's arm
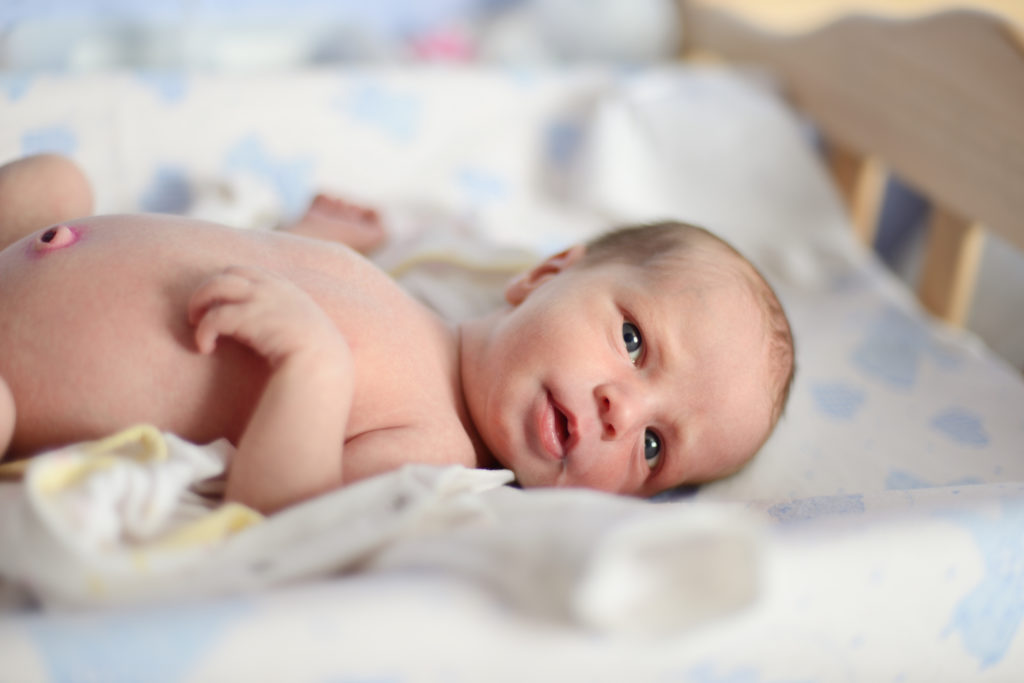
[188,266,353,514]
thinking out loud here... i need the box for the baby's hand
[188,266,346,367]
[189,266,353,513]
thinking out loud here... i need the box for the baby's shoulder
[344,408,479,483]
[342,287,464,415]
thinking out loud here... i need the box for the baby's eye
[622,321,643,363]
[644,429,662,469]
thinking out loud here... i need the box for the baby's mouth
[554,404,570,447]
[539,390,576,461]
[551,393,578,452]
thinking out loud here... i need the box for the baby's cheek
[29,224,83,256]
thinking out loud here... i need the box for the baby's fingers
[187,268,262,353]
[187,268,256,326]
[192,300,249,354]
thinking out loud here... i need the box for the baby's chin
[503,462,562,490]
[495,448,621,491]
[510,464,602,491]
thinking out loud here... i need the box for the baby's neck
[456,313,501,470]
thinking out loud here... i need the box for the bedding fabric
[1,66,1023,681]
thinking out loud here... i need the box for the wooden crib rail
[679,3,1024,326]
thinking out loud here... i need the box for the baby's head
[459,221,794,496]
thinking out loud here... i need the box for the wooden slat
[824,143,886,246]
[680,3,1024,256]
[917,208,984,326]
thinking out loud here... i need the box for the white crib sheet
[1,66,1022,681]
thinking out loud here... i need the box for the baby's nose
[595,382,645,440]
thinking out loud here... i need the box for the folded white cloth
[366,486,763,633]
[0,426,261,607]
[0,428,762,636]
[0,428,515,609]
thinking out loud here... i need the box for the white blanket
[0,428,760,636]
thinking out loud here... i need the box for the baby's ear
[505,244,587,305]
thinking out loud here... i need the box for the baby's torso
[0,215,478,479]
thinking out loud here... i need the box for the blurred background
[0,0,686,70]
[1,0,1020,71]
[1,0,1021,367]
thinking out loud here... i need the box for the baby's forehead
[639,256,773,371]
[639,248,760,301]
[583,249,769,341]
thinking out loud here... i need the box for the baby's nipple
[33,225,80,252]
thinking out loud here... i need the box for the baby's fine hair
[584,221,796,432]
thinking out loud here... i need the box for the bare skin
[0,154,95,454]
[459,246,774,497]
[0,156,471,514]
[0,154,94,251]
[0,216,482,513]
[0,155,776,513]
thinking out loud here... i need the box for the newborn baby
[0,154,794,513]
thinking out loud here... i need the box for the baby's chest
[280,255,467,451]
[324,300,457,434]
[340,325,477,480]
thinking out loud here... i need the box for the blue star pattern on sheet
[136,72,189,104]
[21,126,77,157]
[1,73,33,101]
[456,166,507,205]
[930,407,990,447]
[767,494,865,524]
[884,470,982,491]
[337,81,422,144]
[809,381,865,419]
[941,499,1024,669]
[223,135,313,217]
[850,306,963,389]
[25,598,251,683]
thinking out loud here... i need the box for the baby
[0,154,794,513]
